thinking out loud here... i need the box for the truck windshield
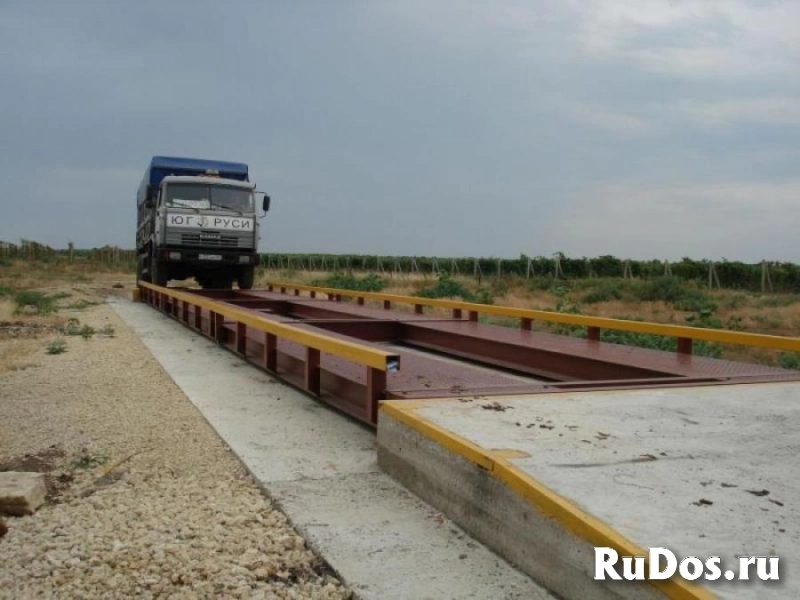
[165,184,253,212]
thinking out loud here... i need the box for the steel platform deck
[136,285,800,428]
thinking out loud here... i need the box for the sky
[0,0,798,262]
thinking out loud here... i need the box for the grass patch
[311,272,386,292]
[416,274,479,302]
[754,294,800,308]
[778,352,800,370]
[62,318,115,339]
[0,285,11,297]
[46,339,67,354]
[14,291,59,315]
[71,448,109,470]
[64,299,99,310]
[0,339,41,374]
[581,281,624,304]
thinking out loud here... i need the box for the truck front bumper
[160,248,260,266]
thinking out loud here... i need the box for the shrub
[634,276,686,303]
[778,352,800,370]
[13,291,59,315]
[311,272,385,292]
[416,275,475,301]
[581,281,623,304]
[46,339,67,354]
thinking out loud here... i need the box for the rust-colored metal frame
[262,280,800,355]
[138,283,800,426]
[137,282,399,426]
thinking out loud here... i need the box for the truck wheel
[152,259,168,287]
[237,266,255,290]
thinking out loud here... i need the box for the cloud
[568,104,659,137]
[550,179,800,261]
[669,96,800,127]
[572,0,800,81]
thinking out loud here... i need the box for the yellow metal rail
[138,281,400,371]
[264,280,800,353]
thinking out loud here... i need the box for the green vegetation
[414,274,494,304]
[71,448,109,470]
[778,352,800,370]
[574,276,717,312]
[62,318,115,339]
[12,291,69,315]
[310,272,385,292]
[46,339,67,354]
[262,252,800,293]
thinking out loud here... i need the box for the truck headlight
[239,256,251,264]
[169,252,181,260]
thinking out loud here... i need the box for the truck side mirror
[262,195,271,212]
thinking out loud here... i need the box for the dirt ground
[0,276,351,599]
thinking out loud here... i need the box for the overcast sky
[1,1,798,261]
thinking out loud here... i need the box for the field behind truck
[3,248,800,370]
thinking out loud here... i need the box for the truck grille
[166,229,253,249]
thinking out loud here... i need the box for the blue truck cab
[136,156,270,289]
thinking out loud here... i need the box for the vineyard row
[262,253,793,293]
[2,242,797,293]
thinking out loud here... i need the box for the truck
[136,156,270,290]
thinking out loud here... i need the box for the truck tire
[237,266,255,290]
[151,258,168,287]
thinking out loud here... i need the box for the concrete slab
[109,296,551,600]
[378,385,800,600]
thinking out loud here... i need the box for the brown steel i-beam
[366,367,386,425]
[236,322,247,355]
[213,313,225,344]
[677,337,693,355]
[305,347,321,395]
[263,332,277,372]
[194,304,202,330]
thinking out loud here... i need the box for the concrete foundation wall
[377,413,666,600]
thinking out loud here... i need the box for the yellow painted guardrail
[265,280,800,353]
[137,282,400,372]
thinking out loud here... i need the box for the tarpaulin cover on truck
[147,156,249,185]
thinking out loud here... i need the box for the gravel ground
[0,293,352,599]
